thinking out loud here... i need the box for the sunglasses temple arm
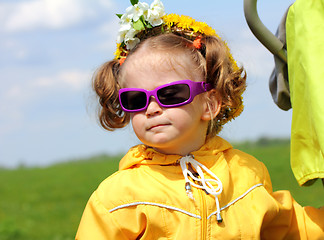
[203,82,213,91]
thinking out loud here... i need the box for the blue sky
[0,0,294,168]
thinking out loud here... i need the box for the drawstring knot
[179,155,223,223]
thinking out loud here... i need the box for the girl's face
[121,49,213,156]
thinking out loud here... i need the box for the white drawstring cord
[179,155,223,223]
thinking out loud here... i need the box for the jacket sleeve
[261,190,324,239]
[75,191,146,240]
[75,191,127,240]
[253,156,324,239]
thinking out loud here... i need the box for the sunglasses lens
[120,91,147,110]
[157,84,190,105]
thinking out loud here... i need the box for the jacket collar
[119,136,233,170]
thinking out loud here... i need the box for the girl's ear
[201,90,222,121]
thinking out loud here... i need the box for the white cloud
[33,70,91,91]
[0,69,91,136]
[0,0,114,32]
[1,69,91,115]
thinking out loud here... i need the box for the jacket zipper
[198,186,207,240]
[187,162,208,239]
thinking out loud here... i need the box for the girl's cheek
[131,113,144,130]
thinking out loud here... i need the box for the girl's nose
[145,97,163,117]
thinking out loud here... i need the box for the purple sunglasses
[119,79,212,112]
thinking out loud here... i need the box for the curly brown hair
[92,32,246,137]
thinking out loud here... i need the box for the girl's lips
[147,123,170,131]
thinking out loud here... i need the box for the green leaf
[139,15,145,22]
[140,16,152,29]
[116,14,123,19]
[130,0,139,5]
[133,19,145,31]
[161,25,165,33]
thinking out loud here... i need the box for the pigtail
[92,60,130,131]
[204,36,246,135]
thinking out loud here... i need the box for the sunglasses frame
[119,79,212,112]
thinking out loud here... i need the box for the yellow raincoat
[76,137,324,239]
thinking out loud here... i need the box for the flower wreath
[114,0,238,71]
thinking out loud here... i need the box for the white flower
[125,37,140,50]
[126,37,140,50]
[127,2,149,22]
[147,0,165,26]
[123,5,135,21]
[116,0,166,48]
[146,11,164,27]
[117,29,127,44]
[118,18,132,36]
[117,16,133,43]
[124,28,140,50]
[120,11,133,26]
[150,0,164,13]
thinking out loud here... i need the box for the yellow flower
[163,14,217,36]
[162,14,178,28]
[232,104,244,119]
[177,15,193,29]
[114,43,122,59]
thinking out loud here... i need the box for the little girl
[76,0,324,239]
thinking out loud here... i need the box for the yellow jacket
[76,137,324,239]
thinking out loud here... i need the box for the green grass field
[0,139,323,240]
